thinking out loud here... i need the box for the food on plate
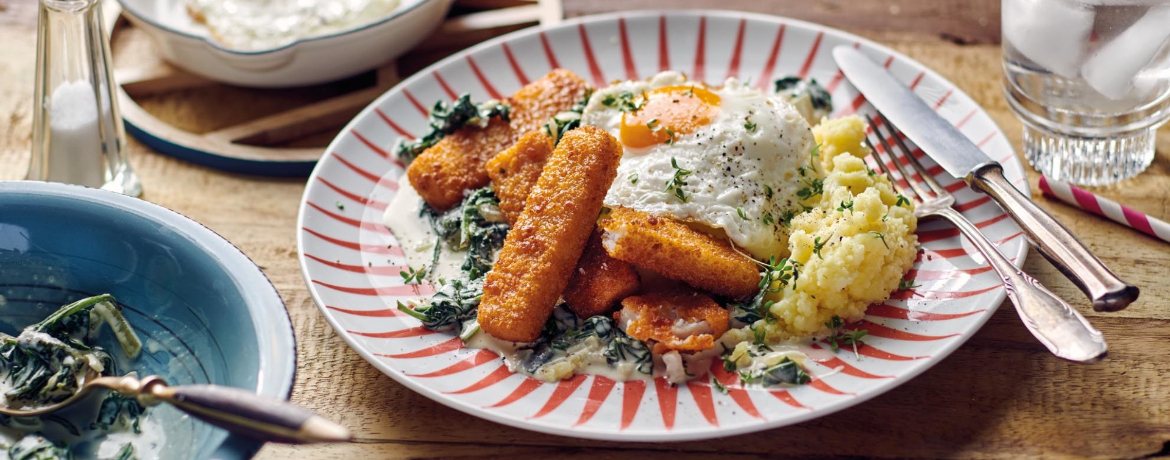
[485,131,555,225]
[186,0,402,51]
[405,106,515,211]
[486,133,640,319]
[563,232,641,319]
[405,70,590,210]
[385,69,918,386]
[582,71,816,260]
[758,117,919,338]
[774,76,833,125]
[617,288,730,354]
[0,294,158,459]
[598,206,760,299]
[478,126,623,342]
[507,69,594,138]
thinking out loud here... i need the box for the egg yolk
[620,85,721,149]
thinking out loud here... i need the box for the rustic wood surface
[1,0,1168,458]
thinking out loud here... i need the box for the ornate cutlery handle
[968,163,1139,312]
[937,207,1107,362]
[94,375,352,444]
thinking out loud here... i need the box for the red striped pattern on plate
[297,11,1028,441]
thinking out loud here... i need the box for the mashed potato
[760,116,918,339]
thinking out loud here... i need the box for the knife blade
[832,46,1138,312]
[833,47,991,177]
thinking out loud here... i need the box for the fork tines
[863,113,948,203]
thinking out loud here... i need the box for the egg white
[582,72,816,261]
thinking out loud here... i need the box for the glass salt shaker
[27,0,142,197]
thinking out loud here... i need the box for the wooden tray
[106,0,562,176]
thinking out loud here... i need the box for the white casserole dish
[117,0,455,88]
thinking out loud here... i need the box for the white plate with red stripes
[297,10,1029,441]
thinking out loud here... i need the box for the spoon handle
[145,381,351,444]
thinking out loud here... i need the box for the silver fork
[864,114,1107,363]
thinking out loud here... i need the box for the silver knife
[833,46,1138,312]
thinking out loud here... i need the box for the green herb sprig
[813,235,829,258]
[645,118,677,145]
[898,275,920,291]
[824,315,868,359]
[737,357,811,386]
[400,265,428,285]
[710,375,729,394]
[665,157,693,202]
[779,209,797,227]
[797,177,824,201]
[600,91,645,113]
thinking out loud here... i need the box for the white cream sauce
[467,329,652,383]
[0,313,165,458]
[0,331,94,411]
[0,408,166,459]
[382,183,465,284]
[186,0,402,51]
[0,341,166,459]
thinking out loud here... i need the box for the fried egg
[582,71,816,260]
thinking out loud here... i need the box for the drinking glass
[28,0,142,196]
[1002,0,1170,185]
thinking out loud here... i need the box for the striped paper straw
[1039,175,1170,244]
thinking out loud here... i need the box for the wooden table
[2,0,1168,458]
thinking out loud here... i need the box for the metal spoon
[1,372,351,444]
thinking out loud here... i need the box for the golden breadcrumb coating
[617,288,730,354]
[508,69,592,135]
[598,207,761,300]
[407,69,591,211]
[485,131,554,225]
[406,117,514,211]
[479,126,623,342]
[486,131,637,320]
[564,231,641,319]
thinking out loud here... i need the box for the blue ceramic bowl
[0,181,295,459]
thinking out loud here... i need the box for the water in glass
[1003,0,1170,185]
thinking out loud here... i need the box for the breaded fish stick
[407,117,514,211]
[485,131,554,225]
[508,69,592,135]
[486,134,639,318]
[618,288,730,353]
[564,231,641,318]
[407,70,591,211]
[479,127,623,342]
[599,207,761,299]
